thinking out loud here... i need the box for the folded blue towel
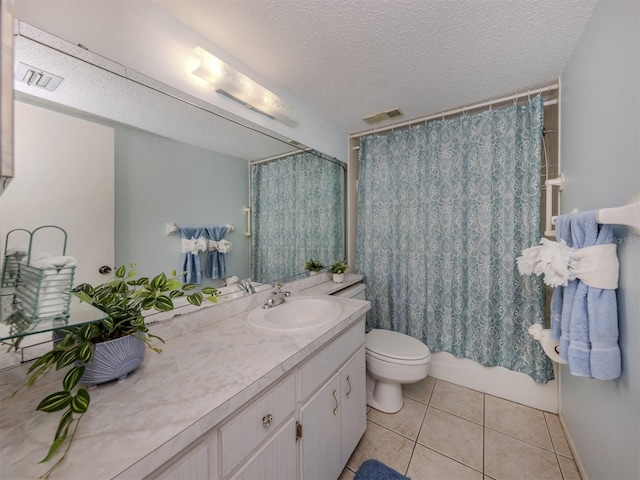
[178,227,206,284]
[204,226,228,280]
[552,211,621,380]
[354,459,410,480]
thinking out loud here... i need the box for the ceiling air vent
[362,107,403,125]
[14,62,64,92]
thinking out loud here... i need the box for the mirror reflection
[1,23,345,295]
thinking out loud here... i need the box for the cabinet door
[340,348,367,467]
[233,419,297,480]
[155,443,209,480]
[300,374,341,480]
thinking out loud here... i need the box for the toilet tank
[331,283,366,300]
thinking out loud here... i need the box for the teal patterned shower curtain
[251,152,344,283]
[355,95,553,383]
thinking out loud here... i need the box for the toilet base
[366,374,404,413]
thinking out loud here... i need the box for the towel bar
[596,195,640,235]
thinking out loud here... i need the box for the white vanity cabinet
[298,320,367,480]
[148,317,366,480]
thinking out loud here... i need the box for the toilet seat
[366,329,431,364]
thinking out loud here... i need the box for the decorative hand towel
[204,226,229,280]
[552,212,620,379]
[179,227,207,284]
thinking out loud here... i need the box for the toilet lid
[366,329,431,361]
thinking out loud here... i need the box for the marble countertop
[0,278,370,479]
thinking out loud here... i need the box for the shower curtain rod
[251,149,346,169]
[350,84,559,139]
[251,148,312,165]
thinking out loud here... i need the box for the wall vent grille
[362,107,403,125]
[14,63,64,92]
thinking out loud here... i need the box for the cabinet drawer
[232,418,297,480]
[219,374,296,478]
[298,317,365,402]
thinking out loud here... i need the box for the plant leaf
[70,388,90,414]
[153,295,174,312]
[39,432,67,464]
[37,391,72,413]
[150,272,167,289]
[187,293,203,306]
[169,290,184,298]
[182,283,197,291]
[62,366,85,391]
[56,348,79,370]
[55,409,74,441]
[141,297,155,310]
[73,290,93,304]
[77,343,93,362]
[201,287,218,295]
[165,280,182,291]
[115,265,126,278]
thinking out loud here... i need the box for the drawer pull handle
[262,414,273,428]
[332,390,339,415]
[346,375,352,399]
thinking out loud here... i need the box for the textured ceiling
[157,0,597,134]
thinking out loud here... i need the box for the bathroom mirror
[1,23,345,292]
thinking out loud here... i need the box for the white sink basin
[247,296,343,333]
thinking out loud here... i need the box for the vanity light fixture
[192,47,299,127]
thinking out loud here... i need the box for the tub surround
[0,276,370,479]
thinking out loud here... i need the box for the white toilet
[332,284,431,414]
[365,329,431,413]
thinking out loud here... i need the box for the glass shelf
[0,293,108,341]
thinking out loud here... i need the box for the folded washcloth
[181,236,208,255]
[517,239,619,289]
[354,459,410,480]
[517,238,575,286]
[5,247,27,257]
[29,255,77,269]
[571,244,619,289]
[207,238,232,253]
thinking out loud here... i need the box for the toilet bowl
[365,329,431,413]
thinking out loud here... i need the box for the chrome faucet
[238,278,256,295]
[262,283,291,309]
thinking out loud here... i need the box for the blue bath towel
[204,226,228,280]
[354,459,410,480]
[552,212,621,380]
[178,227,206,284]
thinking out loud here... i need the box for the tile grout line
[544,411,566,479]
[403,378,436,476]
[482,392,486,477]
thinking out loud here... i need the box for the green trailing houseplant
[15,264,218,478]
[304,258,325,273]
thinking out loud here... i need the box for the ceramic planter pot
[332,273,345,283]
[80,333,145,385]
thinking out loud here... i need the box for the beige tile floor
[339,377,581,480]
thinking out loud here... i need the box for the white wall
[560,1,640,479]
[1,101,114,285]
